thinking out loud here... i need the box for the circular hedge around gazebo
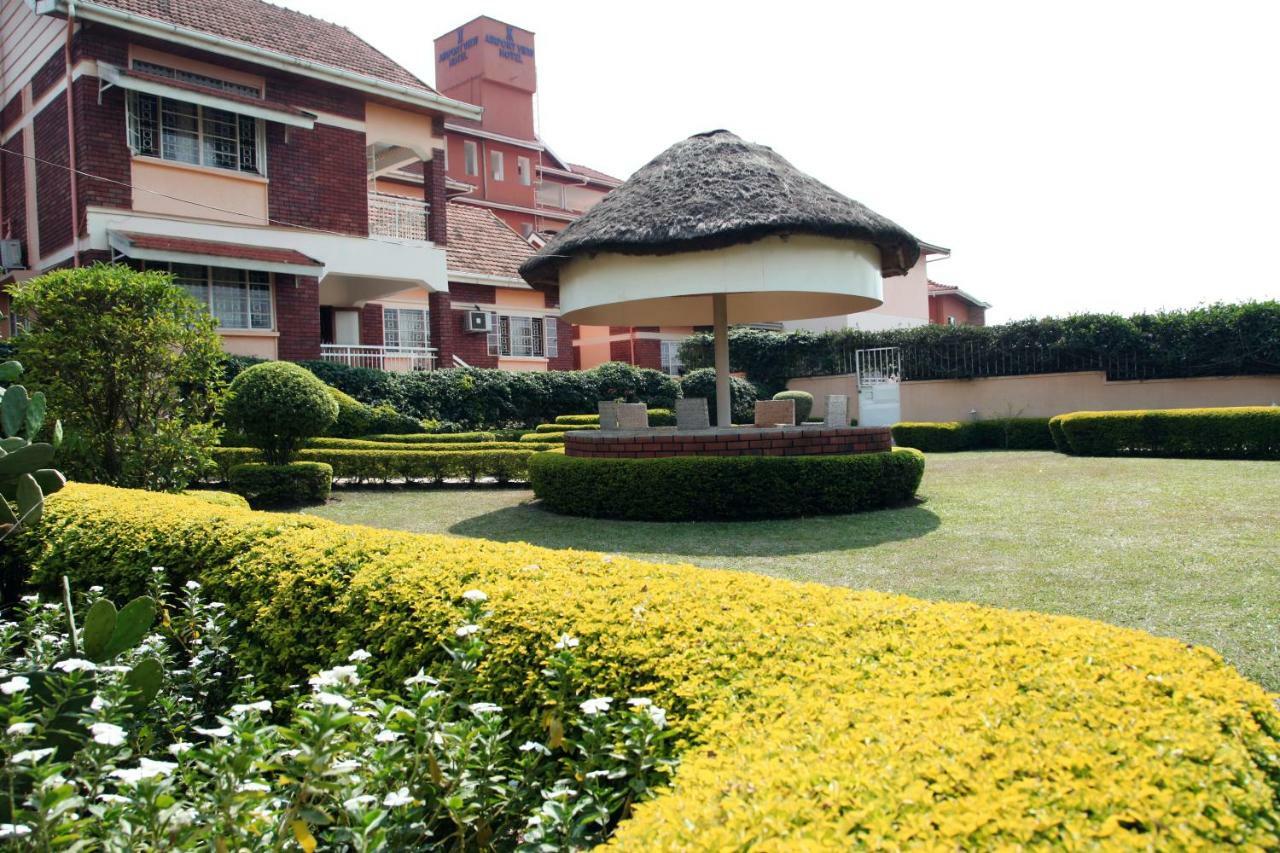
[528,447,925,521]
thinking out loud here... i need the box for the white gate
[854,347,902,427]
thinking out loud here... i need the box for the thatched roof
[520,130,920,286]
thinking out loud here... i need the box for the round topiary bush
[326,387,373,438]
[225,362,339,464]
[529,448,924,520]
[772,389,814,423]
[679,368,757,426]
[227,461,332,509]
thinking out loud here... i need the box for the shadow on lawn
[448,501,942,558]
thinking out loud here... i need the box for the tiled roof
[566,162,623,186]
[116,232,323,269]
[446,203,535,281]
[89,0,434,93]
[928,280,990,308]
[927,281,958,293]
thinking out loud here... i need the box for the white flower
[553,634,579,650]
[11,748,55,764]
[168,742,194,756]
[626,697,652,708]
[194,725,232,739]
[0,824,32,838]
[229,700,271,717]
[184,580,201,590]
[330,759,360,774]
[586,769,611,779]
[404,670,438,687]
[90,695,107,711]
[19,595,38,604]
[383,787,413,808]
[310,666,359,688]
[519,741,550,755]
[455,624,481,638]
[579,697,613,716]
[237,781,270,793]
[1,676,30,695]
[151,566,165,574]
[314,691,352,710]
[54,658,97,673]
[6,722,35,736]
[110,758,176,784]
[88,586,104,593]
[90,722,127,746]
[347,648,373,662]
[97,793,130,804]
[374,728,401,743]
[461,589,488,602]
[468,702,502,716]
[343,794,375,810]
[646,706,668,729]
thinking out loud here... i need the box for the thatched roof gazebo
[520,129,920,425]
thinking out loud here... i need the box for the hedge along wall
[891,418,1055,452]
[1053,406,1280,459]
[20,485,1280,847]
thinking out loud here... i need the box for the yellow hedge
[23,484,1280,849]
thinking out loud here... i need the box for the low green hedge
[1049,415,1072,454]
[1055,406,1280,458]
[528,448,925,521]
[535,422,601,433]
[891,418,1054,452]
[228,461,332,509]
[361,431,497,444]
[213,447,547,484]
[520,432,564,444]
[20,484,1280,848]
[307,437,532,452]
[180,489,251,510]
[553,409,676,427]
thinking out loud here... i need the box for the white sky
[279,0,1279,323]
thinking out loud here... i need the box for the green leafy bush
[1049,414,1073,454]
[228,461,332,508]
[214,447,548,485]
[529,449,924,521]
[362,432,497,444]
[891,418,1054,452]
[521,432,564,444]
[1055,407,1280,458]
[678,369,757,426]
[535,423,601,433]
[772,390,813,423]
[326,386,372,438]
[180,489,250,510]
[553,409,676,427]
[306,438,530,452]
[224,362,338,465]
[366,404,424,435]
[9,263,224,491]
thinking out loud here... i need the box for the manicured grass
[300,452,1280,690]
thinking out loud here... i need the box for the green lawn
[301,452,1280,691]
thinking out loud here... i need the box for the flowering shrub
[16,485,1280,848]
[1,579,674,849]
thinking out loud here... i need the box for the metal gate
[854,347,902,427]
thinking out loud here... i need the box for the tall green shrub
[679,369,757,426]
[773,390,814,422]
[8,263,223,491]
[224,362,337,464]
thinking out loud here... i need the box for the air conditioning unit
[0,239,24,271]
[465,310,492,333]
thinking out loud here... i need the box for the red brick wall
[428,291,454,366]
[276,274,321,361]
[446,281,498,367]
[31,52,64,101]
[32,93,71,259]
[632,338,662,371]
[426,148,447,245]
[73,76,131,230]
[359,303,383,346]
[1,94,21,132]
[565,426,894,458]
[1,136,26,259]
[548,317,574,371]
[266,123,367,236]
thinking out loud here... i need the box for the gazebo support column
[713,292,731,427]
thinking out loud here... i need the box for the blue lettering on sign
[438,34,479,65]
[484,32,534,63]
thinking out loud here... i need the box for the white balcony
[369,192,428,241]
[321,344,436,372]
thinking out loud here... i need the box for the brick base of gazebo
[563,426,893,459]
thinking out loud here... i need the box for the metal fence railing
[834,342,1152,382]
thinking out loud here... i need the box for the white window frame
[383,307,430,351]
[660,340,683,375]
[517,155,531,186]
[126,91,266,175]
[144,261,273,330]
[486,313,556,358]
[464,141,478,176]
[490,150,505,181]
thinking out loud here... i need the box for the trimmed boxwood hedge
[180,489,250,510]
[528,448,925,521]
[891,418,1055,452]
[306,437,532,452]
[534,422,601,433]
[553,408,677,427]
[21,484,1280,848]
[1055,406,1280,458]
[213,447,549,485]
[228,461,332,509]
[361,431,498,444]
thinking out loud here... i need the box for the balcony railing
[321,344,436,372]
[368,192,428,241]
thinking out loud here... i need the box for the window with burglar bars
[126,91,264,175]
[383,308,430,351]
[141,261,272,330]
[486,313,558,358]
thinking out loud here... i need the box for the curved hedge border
[212,447,550,484]
[1055,406,1280,459]
[21,485,1280,848]
[361,431,498,444]
[891,418,1054,452]
[306,437,533,452]
[529,449,925,520]
[553,408,677,427]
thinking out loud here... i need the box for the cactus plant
[0,359,64,540]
